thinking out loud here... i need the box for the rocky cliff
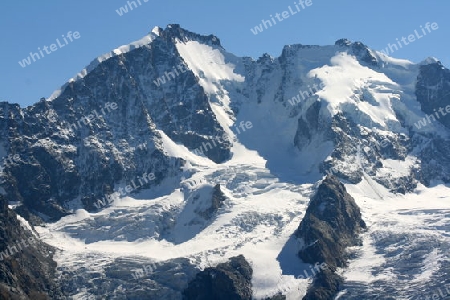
[296,175,366,299]
[183,255,253,300]
[0,195,62,299]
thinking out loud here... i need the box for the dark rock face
[297,175,366,268]
[334,39,378,66]
[414,136,450,186]
[295,175,366,300]
[302,269,343,300]
[416,61,450,129]
[199,184,227,219]
[0,195,62,299]
[183,255,253,300]
[294,101,324,151]
[350,41,378,67]
[334,38,352,47]
[413,62,450,186]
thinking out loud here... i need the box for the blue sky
[1,0,448,107]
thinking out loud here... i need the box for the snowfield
[35,140,450,299]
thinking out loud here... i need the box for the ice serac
[295,175,366,300]
[59,256,199,299]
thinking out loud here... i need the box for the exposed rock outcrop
[0,195,62,299]
[183,255,253,300]
[302,269,343,300]
[295,175,366,300]
[416,61,450,130]
[413,61,450,186]
[198,183,227,220]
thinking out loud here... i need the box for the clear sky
[1,0,448,107]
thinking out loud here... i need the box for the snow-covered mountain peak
[160,24,222,47]
[47,24,225,102]
[151,25,163,36]
[420,56,440,65]
[309,52,400,125]
[334,38,352,47]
